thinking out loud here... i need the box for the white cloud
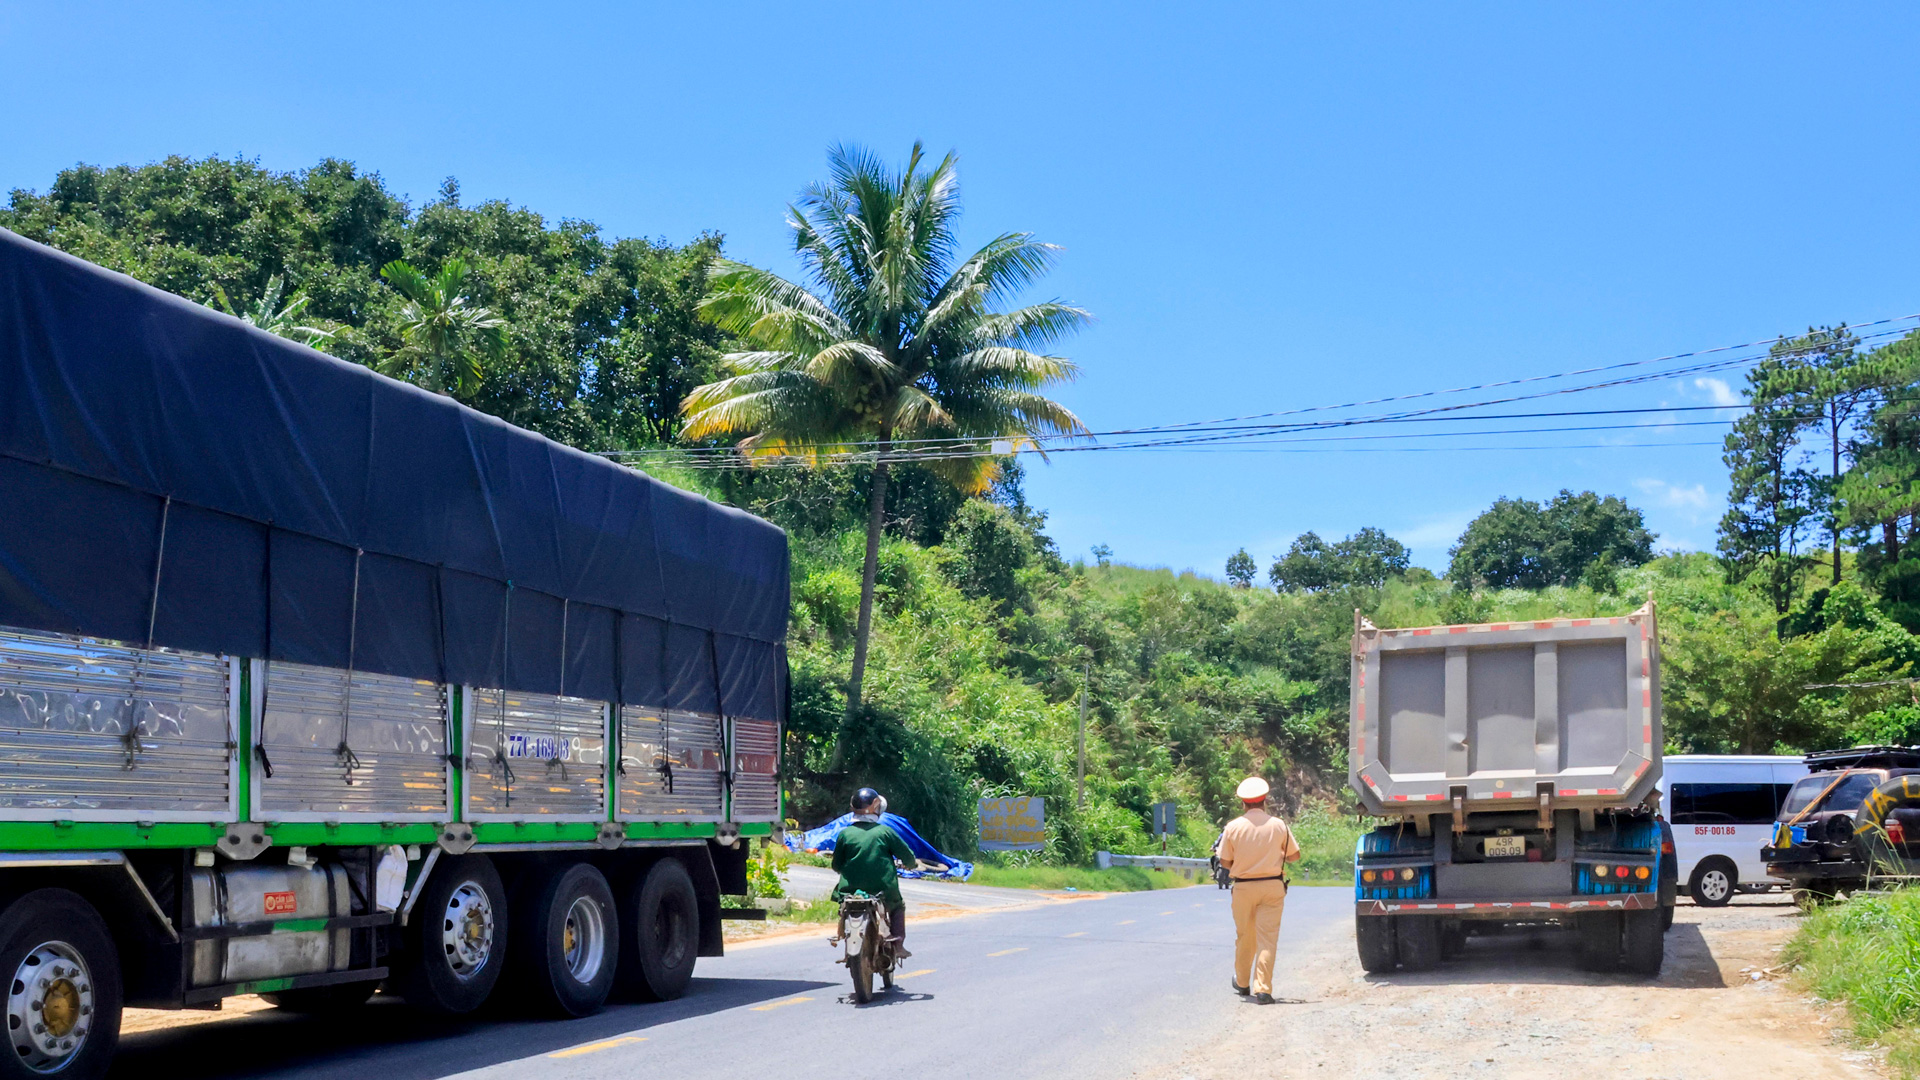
[1634,478,1711,511]
[1693,377,1741,407]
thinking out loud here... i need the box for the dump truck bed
[1349,602,1660,816]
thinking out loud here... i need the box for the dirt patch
[1140,896,1887,1079]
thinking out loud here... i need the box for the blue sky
[5,3,1918,575]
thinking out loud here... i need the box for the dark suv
[1762,745,1920,900]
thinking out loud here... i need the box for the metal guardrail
[1095,851,1212,873]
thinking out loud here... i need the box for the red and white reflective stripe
[1357,893,1657,914]
[1380,616,1631,637]
[1557,788,1621,797]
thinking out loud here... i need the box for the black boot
[1252,992,1275,1005]
[1232,979,1250,996]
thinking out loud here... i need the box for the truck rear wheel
[1355,914,1396,973]
[1576,912,1622,972]
[509,863,619,1018]
[1394,915,1441,971]
[0,889,121,1080]
[618,858,700,1001]
[1622,909,1664,975]
[395,854,508,1015]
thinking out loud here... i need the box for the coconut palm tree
[684,143,1089,764]
[378,258,507,397]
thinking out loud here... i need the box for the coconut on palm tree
[684,143,1089,765]
[378,258,507,397]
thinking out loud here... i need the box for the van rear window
[1669,782,1787,825]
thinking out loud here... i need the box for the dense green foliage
[1268,527,1413,591]
[2,156,726,449]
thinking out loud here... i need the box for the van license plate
[1484,835,1525,858]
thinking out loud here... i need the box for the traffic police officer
[1216,776,1301,1005]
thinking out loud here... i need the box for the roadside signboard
[979,796,1046,850]
[1150,801,1177,837]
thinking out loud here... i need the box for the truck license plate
[1484,835,1526,858]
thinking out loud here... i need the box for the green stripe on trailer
[736,822,772,837]
[0,822,227,849]
[623,821,717,840]
[267,822,443,846]
[471,821,603,843]
[230,978,295,995]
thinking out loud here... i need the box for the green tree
[1225,548,1257,589]
[1269,528,1411,591]
[1718,353,1820,614]
[1448,491,1652,589]
[1331,527,1411,589]
[1664,607,1902,753]
[1759,326,1871,585]
[685,143,1089,762]
[377,258,507,398]
[1269,532,1335,591]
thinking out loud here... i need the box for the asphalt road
[108,883,1350,1080]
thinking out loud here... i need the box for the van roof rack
[1803,745,1920,770]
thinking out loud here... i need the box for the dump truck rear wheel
[1394,915,1441,971]
[1577,912,1623,972]
[1622,909,1663,975]
[510,863,620,1018]
[617,858,699,1001]
[1355,914,1396,973]
[395,854,508,1015]
[0,889,121,1080]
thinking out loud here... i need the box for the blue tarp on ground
[787,813,974,881]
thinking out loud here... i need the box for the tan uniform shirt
[1217,808,1302,881]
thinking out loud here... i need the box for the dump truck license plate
[1484,835,1525,858]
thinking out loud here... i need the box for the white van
[1657,755,1808,905]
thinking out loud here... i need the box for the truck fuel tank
[187,862,352,987]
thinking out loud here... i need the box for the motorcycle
[832,891,899,1003]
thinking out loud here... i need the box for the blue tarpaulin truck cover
[0,226,788,722]
[787,813,974,880]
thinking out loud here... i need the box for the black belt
[1231,874,1287,884]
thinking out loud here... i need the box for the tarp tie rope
[337,549,364,785]
[257,527,275,781]
[124,496,171,771]
[499,583,514,807]
[550,599,569,784]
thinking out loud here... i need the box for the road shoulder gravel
[1137,892,1887,1080]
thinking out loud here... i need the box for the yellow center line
[898,968,935,978]
[1064,931,1088,937]
[1117,919,1136,925]
[1159,911,1174,915]
[751,996,815,1011]
[986,947,1028,957]
[548,1036,646,1059]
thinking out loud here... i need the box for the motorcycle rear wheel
[849,930,875,1004]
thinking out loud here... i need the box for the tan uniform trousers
[1231,878,1288,995]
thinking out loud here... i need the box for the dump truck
[1348,602,1674,974]
[0,227,788,1079]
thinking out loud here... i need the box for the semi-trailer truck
[1349,603,1674,974]
[0,227,788,1079]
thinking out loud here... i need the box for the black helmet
[852,787,881,812]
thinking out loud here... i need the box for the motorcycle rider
[831,787,916,954]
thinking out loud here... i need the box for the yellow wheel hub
[40,980,78,1040]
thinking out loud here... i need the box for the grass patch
[1784,887,1920,1074]
[965,864,1203,892]
[767,897,842,924]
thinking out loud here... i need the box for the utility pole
[1076,663,1088,808]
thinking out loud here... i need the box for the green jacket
[831,820,915,908]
